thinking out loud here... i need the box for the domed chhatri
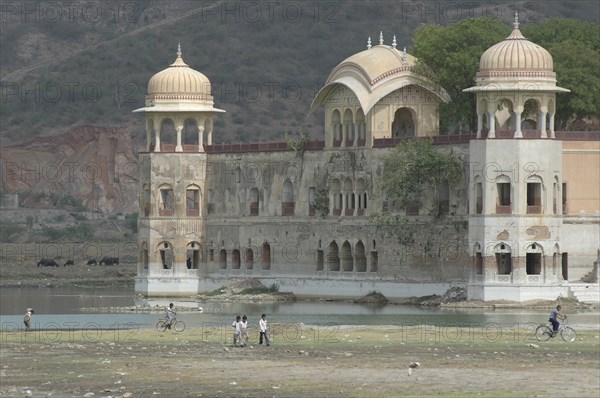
[147,44,212,100]
[464,12,569,139]
[310,32,450,147]
[134,44,224,153]
[135,44,224,113]
[477,12,556,85]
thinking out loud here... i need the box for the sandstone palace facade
[134,18,599,302]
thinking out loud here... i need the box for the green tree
[380,139,463,215]
[523,19,600,129]
[371,139,464,250]
[411,17,511,133]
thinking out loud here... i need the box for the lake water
[1,287,599,332]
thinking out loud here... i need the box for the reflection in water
[1,287,598,331]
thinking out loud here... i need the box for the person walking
[259,313,270,346]
[23,308,34,332]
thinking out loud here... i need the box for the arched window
[183,118,199,146]
[526,175,543,214]
[474,176,483,214]
[331,109,342,146]
[160,118,177,150]
[473,243,483,275]
[494,243,512,275]
[496,175,511,214]
[245,248,254,270]
[331,179,341,216]
[495,99,515,132]
[526,243,543,275]
[261,242,271,270]
[341,240,353,271]
[219,249,227,269]
[250,188,259,216]
[343,109,354,145]
[158,185,174,216]
[186,185,201,217]
[159,241,173,269]
[232,249,241,269]
[355,241,366,272]
[186,241,201,269]
[344,178,354,216]
[356,108,366,145]
[282,180,294,216]
[522,99,541,131]
[327,241,340,271]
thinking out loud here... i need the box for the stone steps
[580,262,598,283]
[568,283,600,304]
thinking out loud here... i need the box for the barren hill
[0,125,139,213]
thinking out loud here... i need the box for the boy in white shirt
[259,313,270,346]
[240,315,249,347]
[232,315,241,346]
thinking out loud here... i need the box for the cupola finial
[367,36,372,50]
[392,35,397,49]
[379,31,384,45]
[513,11,519,29]
[177,43,182,58]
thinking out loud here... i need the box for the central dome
[327,45,418,86]
[146,45,212,101]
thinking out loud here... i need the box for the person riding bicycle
[165,303,176,330]
[549,304,566,337]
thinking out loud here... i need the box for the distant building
[134,18,599,302]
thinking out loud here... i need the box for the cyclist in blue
[549,304,565,337]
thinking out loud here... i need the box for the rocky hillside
[0,125,139,213]
[1,1,598,145]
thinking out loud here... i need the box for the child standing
[23,308,34,332]
[232,315,241,346]
[240,315,249,347]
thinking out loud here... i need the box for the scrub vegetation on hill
[1,1,598,145]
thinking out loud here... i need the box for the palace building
[134,16,599,302]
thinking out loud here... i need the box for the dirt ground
[1,325,599,398]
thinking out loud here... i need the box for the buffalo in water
[63,259,74,267]
[86,259,97,266]
[99,256,119,266]
[37,258,59,267]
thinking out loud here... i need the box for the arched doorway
[392,108,415,137]
[341,240,353,271]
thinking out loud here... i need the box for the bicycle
[535,316,576,342]
[156,316,186,332]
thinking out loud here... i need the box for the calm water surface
[1,287,598,331]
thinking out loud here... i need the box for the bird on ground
[408,362,420,376]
